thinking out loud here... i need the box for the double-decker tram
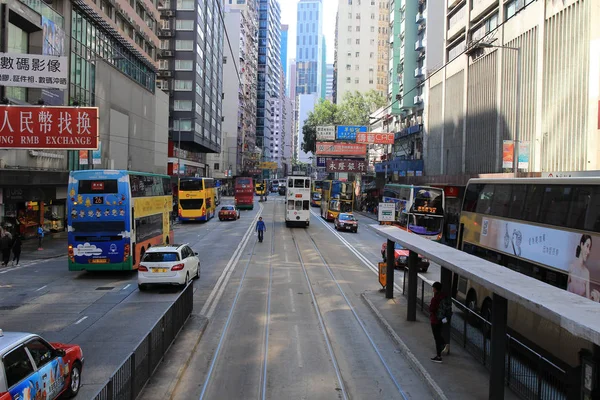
[457,177,600,367]
[320,180,354,221]
[285,176,311,227]
[67,170,174,271]
[178,177,216,221]
[382,184,445,240]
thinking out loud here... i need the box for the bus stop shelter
[373,224,600,399]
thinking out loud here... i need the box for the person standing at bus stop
[256,217,266,243]
[429,281,452,363]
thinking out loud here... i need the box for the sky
[280,0,337,65]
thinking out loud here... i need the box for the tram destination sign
[0,106,99,149]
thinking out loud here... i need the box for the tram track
[290,226,410,400]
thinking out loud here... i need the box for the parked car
[218,205,240,221]
[380,242,430,272]
[334,213,358,233]
[138,244,200,290]
[0,331,83,400]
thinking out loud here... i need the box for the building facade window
[176,19,194,30]
[177,0,194,10]
[175,40,193,50]
[174,80,193,90]
[174,100,193,111]
[173,119,192,130]
[175,59,194,70]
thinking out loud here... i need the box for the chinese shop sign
[355,132,395,145]
[315,142,367,156]
[326,158,367,173]
[0,52,68,89]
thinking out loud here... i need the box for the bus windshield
[236,178,251,186]
[180,179,203,191]
[408,214,443,235]
[314,181,323,190]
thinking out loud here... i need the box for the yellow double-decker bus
[178,177,216,222]
[255,180,266,196]
[320,180,354,221]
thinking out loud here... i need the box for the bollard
[386,239,395,299]
[489,294,508,400]
[407,250,418,321]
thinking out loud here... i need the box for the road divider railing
[92,283,194,400]
[401,269,574,400]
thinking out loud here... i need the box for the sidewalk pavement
[19,231,68,262]
[362,289,520,400]
[356,211,378,221]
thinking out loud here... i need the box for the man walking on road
[256,217,266,243]
[429,281,451,363]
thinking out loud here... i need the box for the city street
[148,196,434,400]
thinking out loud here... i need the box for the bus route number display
[416,206,437,214]
[93,196,104,205]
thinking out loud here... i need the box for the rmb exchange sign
[326,158,367,173]
[356,132,395,145]
[0,52,68,89]
[315,142,367,156]
[0,106,98,149]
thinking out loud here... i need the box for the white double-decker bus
[285,176,311,227]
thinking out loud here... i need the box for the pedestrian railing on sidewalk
[401,269,573,400]
[92,283,194,400]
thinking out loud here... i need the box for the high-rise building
[289,59,297,101]
[282,94,294,174]
[157,0,224,177]
[207,0,258,179]
[295,0,324,97]
[325,63,334,102]
[425,0,600,176]
[335,0,389,101]
[256,0,282,162]
[281,24,289,92]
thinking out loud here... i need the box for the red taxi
[381,242,430,272]
[0,331,83,400]
[218,205,240,221]
[333,213,358,233]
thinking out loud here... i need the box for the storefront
[0,186,67,239]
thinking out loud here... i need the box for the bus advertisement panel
[235,177,254,210]
[67,170,173,271]
[311,180,323,207]
[178,178,216,221]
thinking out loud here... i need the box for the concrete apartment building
[207,0,258,180]
[0,0,170,235]
[157,0,224,177]
[256,0,281,163]
[425,0,600,178]
[335,0,389,102]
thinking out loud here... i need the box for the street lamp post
[468,42,521,177]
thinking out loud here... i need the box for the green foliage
[301,90,387,154]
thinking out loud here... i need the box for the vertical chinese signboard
[0,106,99,149]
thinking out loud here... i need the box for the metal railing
[402,269,572,400]
[92,283,194,400]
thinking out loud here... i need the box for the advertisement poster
[42,16,65,105]
[0,106,99,149]
[92,141,102,165]
[9,357,67,400]
[502,140,514,169]
[477,215,600,302]
[79,150,88,165]
[518,141,530,170]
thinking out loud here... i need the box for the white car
[138,244,200,291]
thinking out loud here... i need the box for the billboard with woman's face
[464,213,600,303]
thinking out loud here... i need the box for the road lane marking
[201,203,263,318]
[294,324,303,368]
[122,284,131,290]
[74,316,88,325]
[288,288,296,312]
[35,285,48,291]
[261,206,277,400]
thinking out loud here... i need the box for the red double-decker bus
[234,177,254,210]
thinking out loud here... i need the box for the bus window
[475,184,494,214]
[463,184,483,212]
[295,201,302,211]
[305,180,310,189]
[287,200,295,210]
[340,202,352,213]
[522,184,543,222]
[383,189,398,199]
[78,179,118,194]
[293,179,305,188]
[539,185,572,227]
[507,184,527,219]
[490,184,511,217]
[303,200,310,210]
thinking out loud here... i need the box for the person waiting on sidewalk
[429,281,452,363]
[11,235,21,266]
[256,217,266,243]
[0,231,11,266]
[37,225,44,250]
